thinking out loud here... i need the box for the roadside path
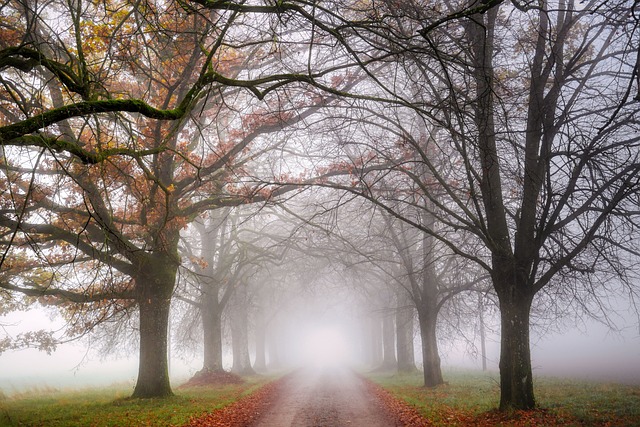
[250,366,401,427]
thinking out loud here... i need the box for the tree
[1,0,225,396]
[3,0,638,410]
[250,0,638,408]
[380,208,487,385]
[229,280,255,375]
[324,0,640,410]
[291,93,488,384]
[191,211,242,373]
[458,1,639,409]
[395,289,417,373]
[176,205,293,375]
[0,0,347,397]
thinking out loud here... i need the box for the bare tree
[324,0,640,410]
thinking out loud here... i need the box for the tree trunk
[231,322,254,375]
[369,315,383,367]
[396,293,417,372]
[253,307,267,372]
[417,307,443,387]
[230,291,255,375]
[479,294,487,371]
[267,321,281,369]
[498,290,535,410]
[202,288,224,371]
[132,256,176,398]
[417,210,443,387]
[381,312,397,370]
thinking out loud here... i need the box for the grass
[0,376,271,427]
[3,369,638,426]
[535,376,640,425]
[368,368,640,426]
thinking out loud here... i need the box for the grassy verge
[0,376,272,427]
[369,369,640,426]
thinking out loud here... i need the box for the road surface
[250,366,400,427]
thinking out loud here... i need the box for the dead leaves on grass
[366,377,587,426]
[364,377,432,426]
[467,408,579,426]
[181,377,284,427]
[180,370,245,388]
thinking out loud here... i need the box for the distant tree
[178,211,240,373]
[395,289,417,373]
[383,211,488,385]
[176,206,293,375]
[229,278,255,375]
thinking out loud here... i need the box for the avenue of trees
[1,0,639,412]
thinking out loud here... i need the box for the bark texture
[132,255,176,398]
[495,266,535,410]
[417,306,443,387]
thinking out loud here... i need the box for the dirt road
[250,366,401,427]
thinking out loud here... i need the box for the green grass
[368,369,499,424]
[535,376,640,425]
[0,376,271,427]
[368,368,640,426]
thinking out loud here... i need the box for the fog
[2,288,639,395]
[530,323,640,384]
